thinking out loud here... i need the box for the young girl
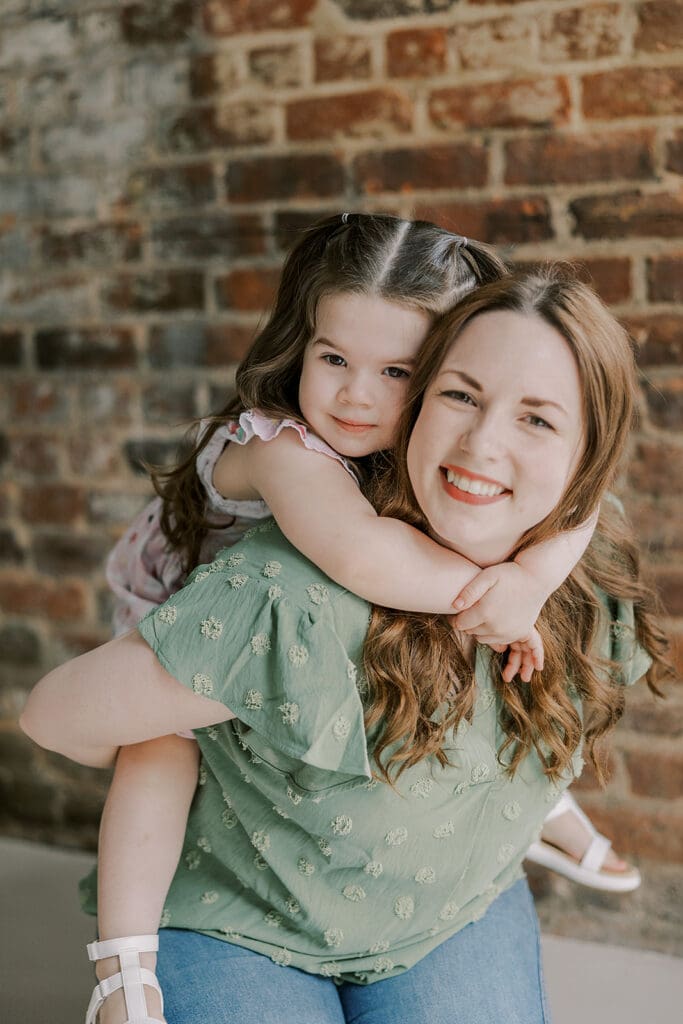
[87,215,607,1024]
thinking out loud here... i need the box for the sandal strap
[87,933,159,961]
[85,935,162,1024]
[581,833,612,872]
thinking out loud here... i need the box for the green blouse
[80,520,650,984]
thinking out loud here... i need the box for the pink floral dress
[106,410,357,637]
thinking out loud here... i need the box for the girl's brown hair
[363,267,670,785]
[151,213,506,570]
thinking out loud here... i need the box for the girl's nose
[338,375,373,406]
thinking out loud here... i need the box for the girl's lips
[332,417,375,433]
[440,468,511,506]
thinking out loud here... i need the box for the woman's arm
[214,431,481,614]
[19,631,234,768]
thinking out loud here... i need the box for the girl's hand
[451,563,547,648]
[489,629,545,682]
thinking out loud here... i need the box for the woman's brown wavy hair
[148,213,506,572]
[363,267,670,785]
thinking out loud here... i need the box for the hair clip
[341,212,350,223]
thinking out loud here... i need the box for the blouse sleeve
[607,594,653,687]
[136,565,372,780]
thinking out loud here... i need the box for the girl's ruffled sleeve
[136,566,372,780]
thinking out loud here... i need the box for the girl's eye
[439,390,476,405]
[383,366,410,379]
[524,414,554,430]
[322,353,346,367]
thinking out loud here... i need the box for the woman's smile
[441,464,511,504]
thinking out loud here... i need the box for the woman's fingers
[452,573,497,612]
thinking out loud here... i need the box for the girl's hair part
[149,213,507,570]
[362,265,671,786]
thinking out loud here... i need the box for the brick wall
[0,0,681,953]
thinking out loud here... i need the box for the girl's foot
[525,792,641,892]
[87,935,166,1024]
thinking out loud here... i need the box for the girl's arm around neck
[233,431,481,613]
[19,631,234,768]
[515,510,598,596]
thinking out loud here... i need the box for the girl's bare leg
[94,734,200,1024]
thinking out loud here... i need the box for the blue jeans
[157,878,550,1024]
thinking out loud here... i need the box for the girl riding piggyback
[93,214,596,1024]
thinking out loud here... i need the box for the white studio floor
[1,836,681,1024]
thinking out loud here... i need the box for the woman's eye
[440,390,476,405]
[525,414,554,430]
[383,366,410,379]
[322,354,346,367]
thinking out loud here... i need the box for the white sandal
[525,792,641,893]
[85,934,164,1024]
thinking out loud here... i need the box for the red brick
[315,36,372,83]
[202,0,315,35]
[635,1,683,53]
[101,272,204,313]
[214,268,280,312]
[353,143,488,194]
[622,693,683,736]
[227,153,345,202]
[286,89,413,141]
[190,53,241,98]
[20,484,86,526]
[581,801,683,861]
[40,223,141,266]
[387,28,447,77]
[647,254,683,303]
[623,747,683,799]
[0,574,87,621]
[10,382,69,423]
[124,163,216,210]
[67,437,122,478]
[9,434,60,476]
[628,439,683,495]
[35,328,137,370]
[162,103,274,152]
[249,45,303,88]
[628,494,683,555]
[33,533,112,577]
[670,631,683,680]
[582,67,683,118]
[416,197,553,245]
[575,257,631,305]
[626,314,683,366]
[429,77,570,131]
[654,567,683,615]
[539,4,622,61]
[142,383,197,423]
[570,190,683,240]
[451,16,533,70]
[205,325,257,365]
[152,214,266,262]
[0,329,23,367]
[666,129,683,173]
[642,376,683,430]
[121,2,196,44]
[504,130,655,186]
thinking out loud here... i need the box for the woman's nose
[458,413,501,458]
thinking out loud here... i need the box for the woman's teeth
[445,469,506,497]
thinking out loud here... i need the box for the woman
[21,268,667,1024]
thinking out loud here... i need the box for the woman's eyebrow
[522,396,568,416]
[438,369,482,390]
